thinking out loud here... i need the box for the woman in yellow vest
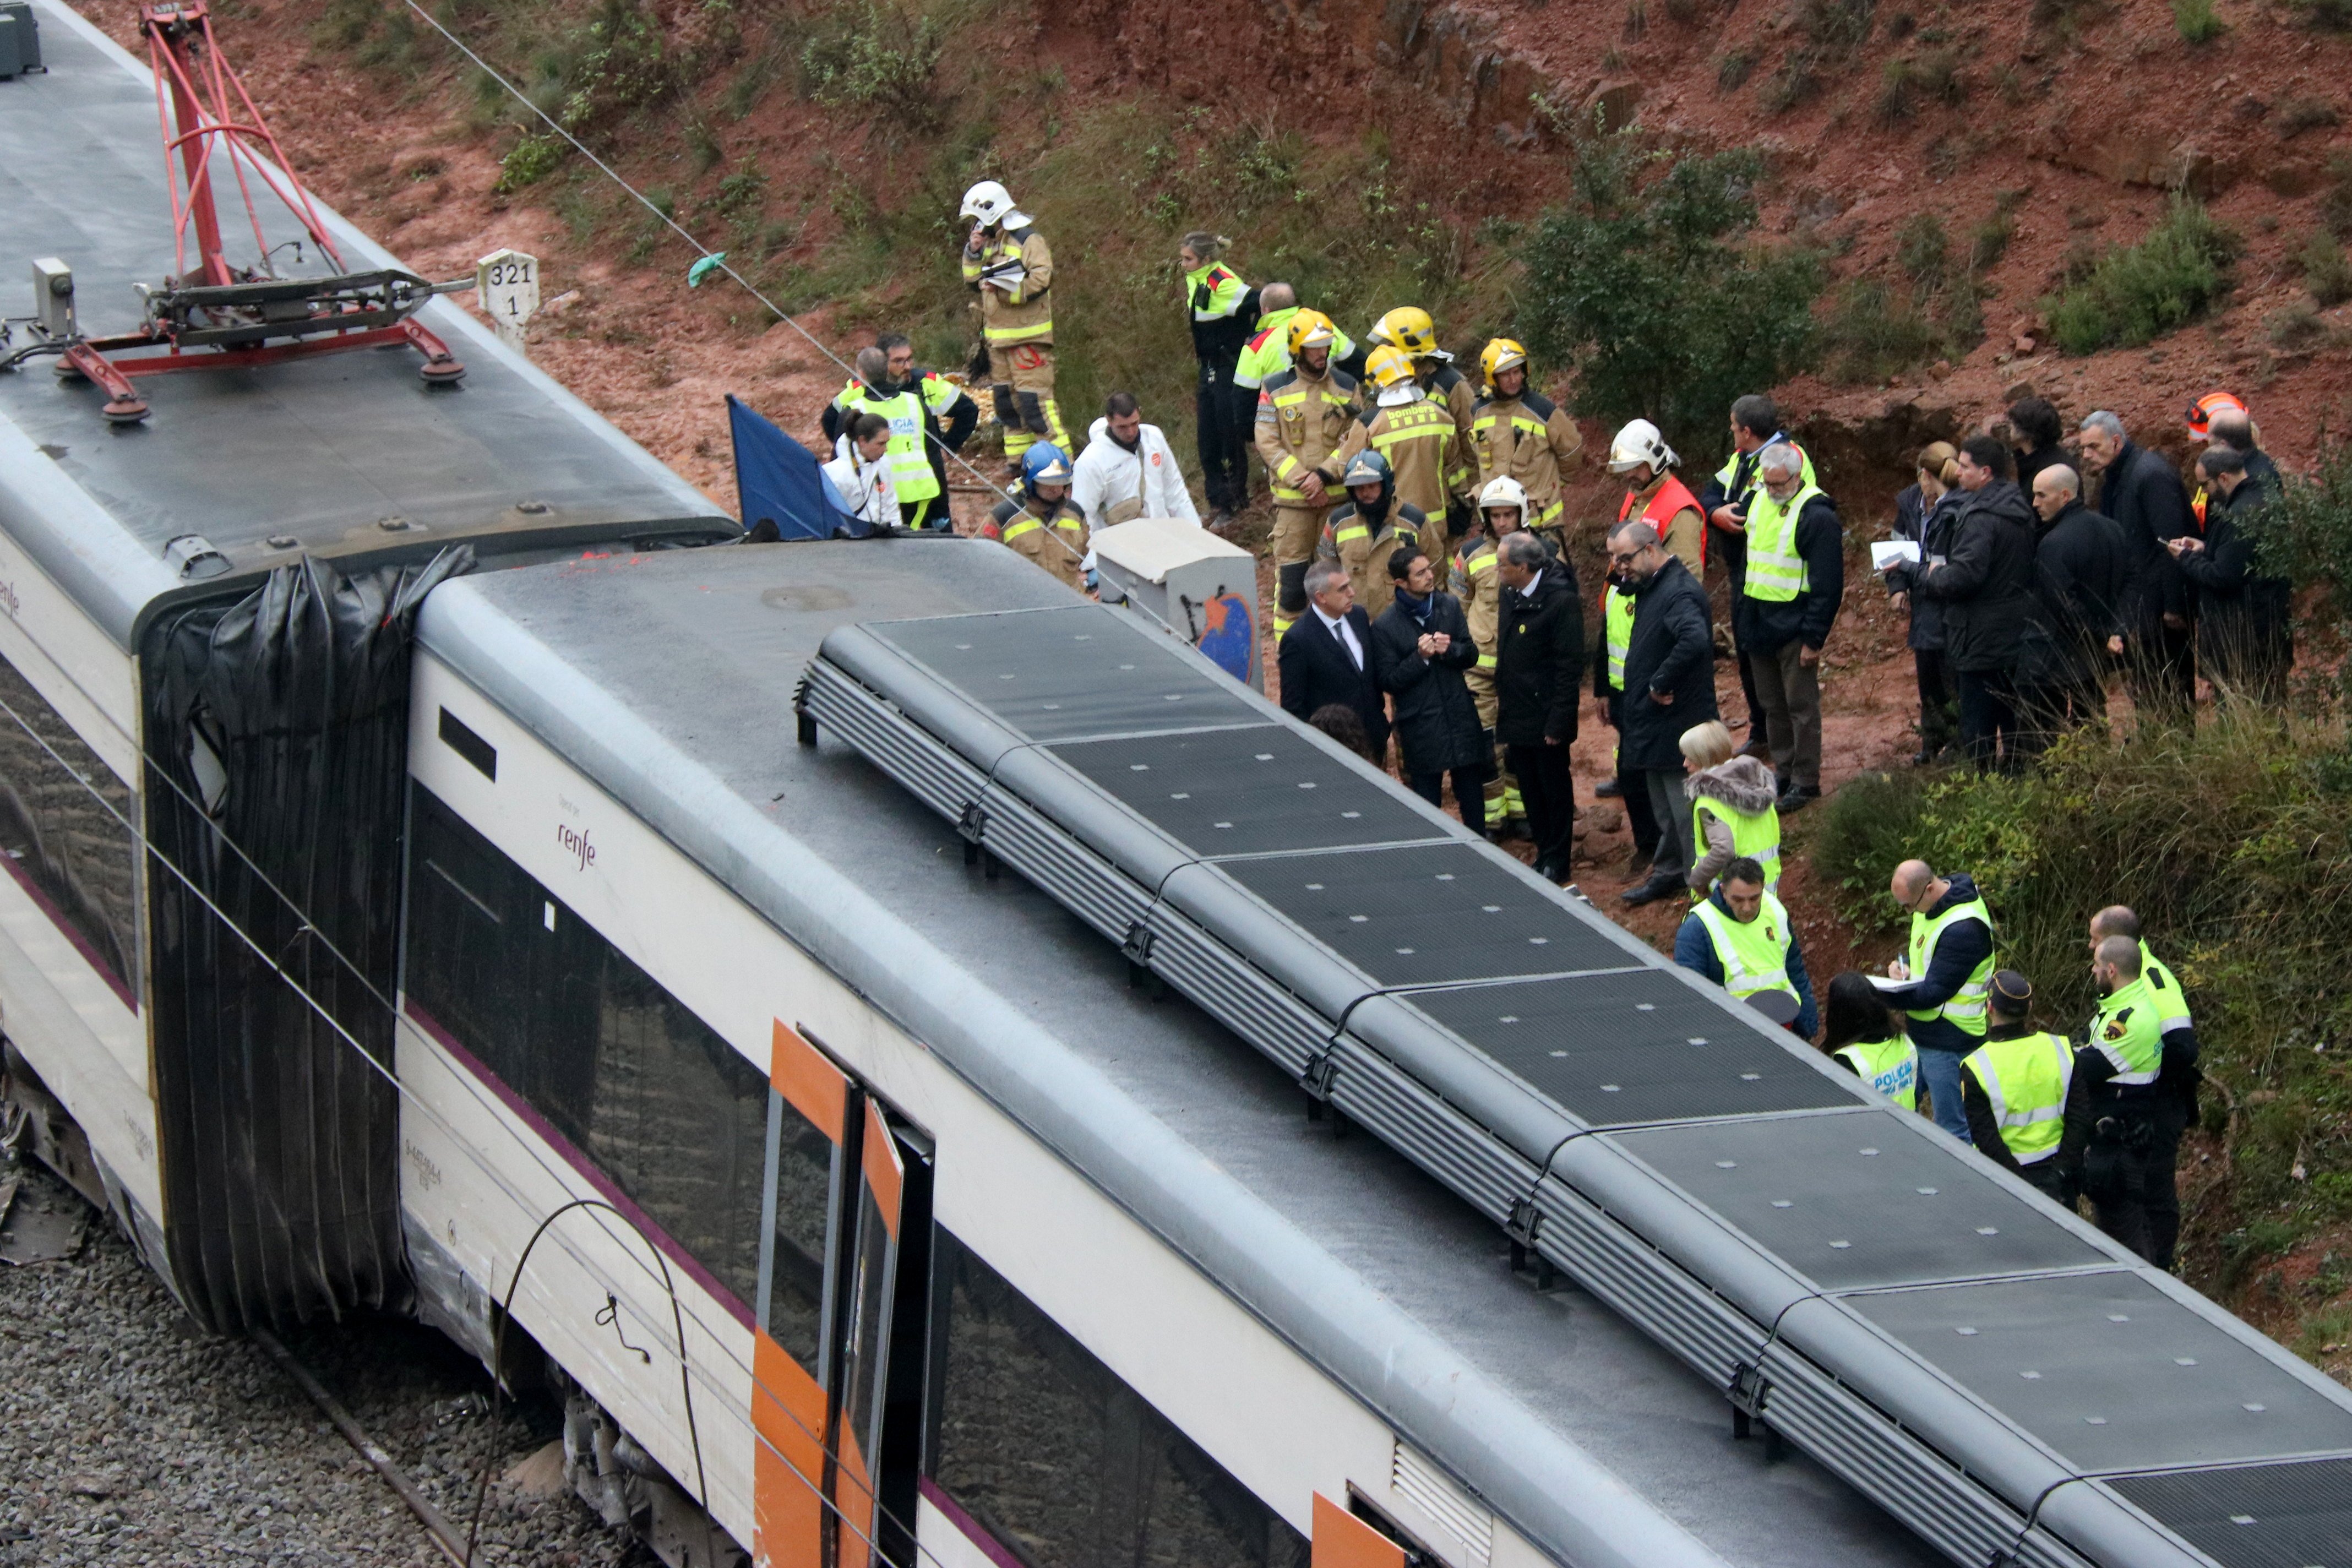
[1958,971,2077,1203]
[1678,720,1780,900]
[1819,971,1918,1109]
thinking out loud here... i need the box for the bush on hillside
[1810,717,2352,1296]
[2045,197,2239,355]
[797,1,961,125]
[1518,130,1822,458]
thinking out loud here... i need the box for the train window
[405,786,767,1308]
[0,651,138,1001]
[766,1107,837,1378]
[926,1228,1310,1568]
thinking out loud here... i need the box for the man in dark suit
[1280,559,1390,762]
[1493,531,1584,881]
[2076,410,2195,719]
[1611,516,1720,906]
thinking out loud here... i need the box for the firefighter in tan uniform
[1467,339,1583,546]
[1254,310,1361,636]
[1453,476,1535,837]
[1369,307,1476,535]
[1336,346,1470,526]
[1317,450,1427,611]
[959,180,1069,471]
[983,443,1086,590]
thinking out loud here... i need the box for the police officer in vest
[1820,970,1918,1109]
[1674,857,1819,1037]
[2087,905,2200,1267]
[1878,858,1996,1142]
[2060,936,2172,1261]
[821,340,976,531]
[1739,443,1843,814]
[1180,232,1256,531]
[1959,971,2076,1202]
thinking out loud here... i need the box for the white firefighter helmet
[960,180,1020,227]
[1479,475,1527,514]
[1607,418,1679,476]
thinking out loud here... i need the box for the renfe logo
[0,580,19,620]
[556,820,596,871]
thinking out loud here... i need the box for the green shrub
[2173,0,2226,43]
[797,0,964,124]
[1876,58,1915,124]
[1717,47,1756,88]
[1819,276,1946,382]
[1519,132,1822,458]
[1895,213,1950,285]
[2045,197,2239,354]
[496,134,566,192]
[2285,0,2352,29]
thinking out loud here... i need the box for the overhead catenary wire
[0,687,954,1568]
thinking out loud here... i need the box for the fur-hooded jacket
[1683,754,1777,813]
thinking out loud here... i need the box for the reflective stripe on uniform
[1743,480,1821,603]
[1834,1037,1918,1110]
[1908,895,1996,1037]
[836,383,939,504]
[1691,795,1782,894]
[1692,891,1800,1006]
[2089,978,2164,1085]
[1962,1032,2073,1163]
[1602,584,1634,689]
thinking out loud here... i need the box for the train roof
[0,2,729,651]
[418,537,1945,1568]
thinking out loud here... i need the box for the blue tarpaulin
[728,394,863,539]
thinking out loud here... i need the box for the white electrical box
[31,258,73,340]
[1089,518,1262,692]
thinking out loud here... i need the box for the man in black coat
[1492,531,1583,881]
[2077,410,2196,719]
[1697,393,1795,755]
[2171,445,2293,703]
[1280,560,1390,762]
[1370,547,1488,831]
[2208,410,2282,507]
[1735,443,1844,812]
[1898,435,2036,770]
[1609,516,1719,906]
[2016,463,2128,759]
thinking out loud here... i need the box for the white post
[475,247,542,357]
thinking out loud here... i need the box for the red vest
[1618,473,1707,566]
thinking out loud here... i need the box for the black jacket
[1371,590,1487,774]
[2019,499,2129,688]
[2014,443,2068,496]
[1189,268,1259,375]
[2099,439,2196,630]
[2177,478,2294,685]
[1909,479,2037,674]
[1279,606,1390,760]
[1734,492,1845,657]
[1494,564,1585,747]
[1618,556,1718,770]
[1892,485,1961,652]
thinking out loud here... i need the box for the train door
[754,1022,934,1568]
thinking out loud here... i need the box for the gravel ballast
[0,1166,650,1567]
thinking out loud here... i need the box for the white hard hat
[1607,418,1678,476]
[1479,475,1527,512]
[961,180,1017,226]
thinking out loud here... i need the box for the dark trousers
[2081,1098,2163,1262]
[2016,1158,2069,1204]
[1606,692,1662,854]
[1506,742,1576,875]
[1195,372,1252,515]
[1736,647,1767,737]
[1412,769,1489,834]
[1913,647,1955,752]
[2015,667,2103,764]
[2125,619,2196,721]
[1634,766,1692,883]
[1955,667,2020,770]
[2144,1096,2186,1270]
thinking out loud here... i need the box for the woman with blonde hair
[1681,719,1781,897]
[1890,440,1962,764]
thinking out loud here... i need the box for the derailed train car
[0,0,732,1334]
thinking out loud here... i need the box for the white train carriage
[402,535,1955,1568]
[0,0,731,1332]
